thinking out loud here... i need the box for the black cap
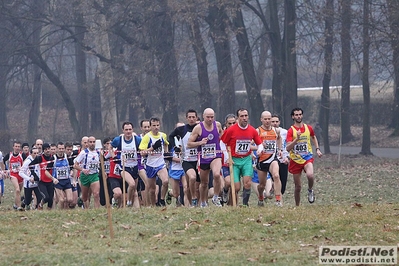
[22,143,29,148]
[42,143,50,150]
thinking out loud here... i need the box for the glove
[174,146,181,153]
[152,139,162,150]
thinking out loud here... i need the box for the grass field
[0,155,398,265]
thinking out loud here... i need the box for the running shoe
[222,188,229,203]
[159,199,166,207]
[165,189,172,205]
[257,200,264,207]
[77,197,83,207]
[200,202,208,208]
[191,198,198,208]
[212,197,222,207]
[275,201,283,207]
[111,198,118,208]
[308,189,315,203]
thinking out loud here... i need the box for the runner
[46,142,75,209]
[139,117,169,207]
[19,147,43,210]
[3,141,24,210]
[220,108,263,206]
[187,108,223,208]
[29,143,57,210]
[73,136,101,209]
[111,122,142,208]
[256,111,283,207]
[168,109,199,207]
[286,107,323,206]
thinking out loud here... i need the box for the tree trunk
[28,64,42,144]
[188,17,212,111]
[206,0,235,117]
[256,28,270,90]
[319,0,334,154]
[90,76,102,132]
[27,51,81,140]
[268,0,285,126]
[360,0,372,155]
[387,0,399,136]
[282,0,297,128]
[340,0,353,143]
[149,0,179,133]
[74,11,89,136]
[0,51,9,131]
[27,0,44,144]
[231,6,264,117]
[92,0,118,137]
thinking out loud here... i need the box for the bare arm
[187,124,207,148]
[311,135,323,158]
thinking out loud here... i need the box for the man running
[19,147,43,210]
[111,122,142,208]
[187,108,223,208]
[221,108,263,206]
[256,111,283,207]
[168,109,199,207]
[73,136,101,209]
[3,141,24,210]
[139,117,169,207]
[29,143,57,209]
[46,142,75,209]
[271,114,289,196]
[286,107,322,206]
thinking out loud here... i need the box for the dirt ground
[326,125,399,148]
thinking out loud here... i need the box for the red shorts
[10,174,23,184]
[288,158,314,175]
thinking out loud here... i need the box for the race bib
[104,161,110,174]
[235,140,251,155]
[201,144,216,159]
[294,142,308,155]
[88,162,99,170]
[11,162,20,172]
[123,150,137,163]
[113,164,121,176]
[56,167,69,180]
[263,140,276,154]
[186,148,198,161]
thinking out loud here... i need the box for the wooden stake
[100,151,114,238]
[227,146,237,207]
[122,154,126,208]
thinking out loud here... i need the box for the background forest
[0,0,399,155]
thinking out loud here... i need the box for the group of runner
[0,107,322,210]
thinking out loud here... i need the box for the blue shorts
[222,166,230,178]
[55,179,72,190]
[146,164,166,179]
[0,179,4,195]
[123,166,140,179]
[169,169,184,180]
[252,170,259,183]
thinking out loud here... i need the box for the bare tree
[206,0,235,117]
[360,0,372,155]
[387,0,399,136]
[281,0,298,127]
[89,0,118,137]
[231,4,264,117]
[188,15,212,111]
[148,0,179,133]
[74,8,89,136]
[340,0,354,143]
[320,0,334,154]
